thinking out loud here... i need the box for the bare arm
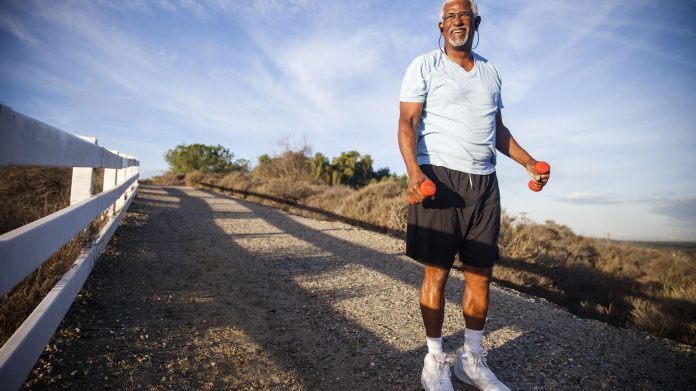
[398,101,429,203]
[495,110,550,187]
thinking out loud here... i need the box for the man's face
[440,0,476,49]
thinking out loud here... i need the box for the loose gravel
[23,186,696,390]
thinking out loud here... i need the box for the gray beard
[447,28,470,49]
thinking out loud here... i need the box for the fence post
[69,137,96,205]
[114,152,126,212]
[123,154,132,200]
[103,150,118,216]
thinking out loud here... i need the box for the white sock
[464,328,484,352]
[426,336,443,355]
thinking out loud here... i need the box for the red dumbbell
[408,179,437,204]
[528,161,551,192]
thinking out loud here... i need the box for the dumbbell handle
[528,161,550,192]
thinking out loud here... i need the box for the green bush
[164,144,249,174]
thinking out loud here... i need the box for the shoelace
[435,354,454,371]
[435,355,454,389]
[473,350,499,382]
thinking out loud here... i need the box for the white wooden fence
[0,104,140,390]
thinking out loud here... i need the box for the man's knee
[463,265,493,286]
[423,265,450,288]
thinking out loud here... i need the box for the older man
[398,0,549,390]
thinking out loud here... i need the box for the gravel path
[24,185,696,390]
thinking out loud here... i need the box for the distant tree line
[163,143,395,188]
[164,144,250,174]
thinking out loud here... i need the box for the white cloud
[559,193,696,227]
[0,13,41,46]
[652,197,696,226]
[481,0,620,103]
[560,192,625,205]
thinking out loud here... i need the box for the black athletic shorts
[406,164,501,270]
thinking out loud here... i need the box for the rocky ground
[23,186,696,390]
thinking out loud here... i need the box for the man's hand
[525,159,550,190]
[407,170,430,204]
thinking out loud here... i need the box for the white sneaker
[421,352,455,391]
[453,347,510,391]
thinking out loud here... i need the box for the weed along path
[24,186,696,390]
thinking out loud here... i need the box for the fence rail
[0,104,140,390]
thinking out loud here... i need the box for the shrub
[164,144,249,174]
[184,171,205,187]
[335,179,407,232]
[151,173,185,186]
[251,148,312,181]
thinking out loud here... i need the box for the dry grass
[169,166,696,346]
[149,172,186,186]
[333,179,408,233]
[0,167,71,234]
[0,167,108,347]
[492,216,696,345]
[628,283,696,345]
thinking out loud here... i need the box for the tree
[310,152,332,183]
[249,146,393,188]
[164,144,249,174]
[373,167,391,181]
[330,151,374,188]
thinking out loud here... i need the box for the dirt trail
[24,186,696,390]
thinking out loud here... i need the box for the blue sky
[1,0,695,241]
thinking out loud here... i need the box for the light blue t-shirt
[400,50,503,175]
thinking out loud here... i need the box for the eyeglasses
[443,11,473,22]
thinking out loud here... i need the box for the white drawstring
[469,174,473,189]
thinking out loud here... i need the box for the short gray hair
[440,0,478,20]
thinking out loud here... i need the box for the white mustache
[447,26,470,47]
[448,26,469,35]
